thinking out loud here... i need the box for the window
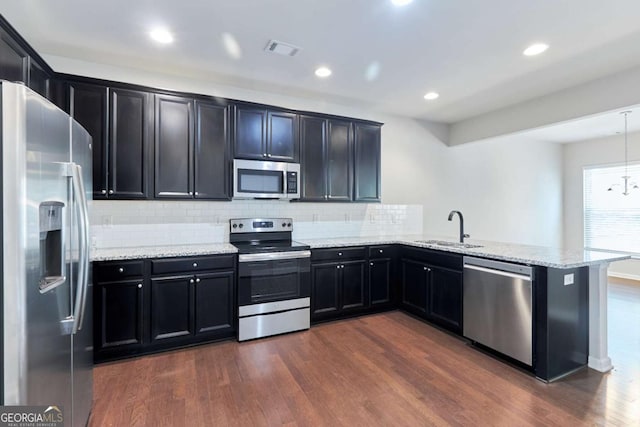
[584,163,640,254]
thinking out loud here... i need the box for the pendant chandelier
[608,111,639,195]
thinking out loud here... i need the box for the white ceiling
[4,0,640,128]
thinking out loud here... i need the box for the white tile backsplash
[89,200,423,249]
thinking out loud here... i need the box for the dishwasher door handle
[463,263,532,281]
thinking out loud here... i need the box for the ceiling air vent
[264,40,301,57]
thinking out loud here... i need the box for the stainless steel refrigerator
[1,81,93,426]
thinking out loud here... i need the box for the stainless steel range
[230,218,311,341]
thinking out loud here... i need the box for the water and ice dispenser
[39,201,65,293]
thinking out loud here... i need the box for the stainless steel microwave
[233,159,300,200]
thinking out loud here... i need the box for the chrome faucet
[448,210,470,243]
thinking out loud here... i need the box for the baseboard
[588,356,613,373]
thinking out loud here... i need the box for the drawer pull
[193,262,198,268]
[118,267,124,273]
[370,262,374,266]
[379,249,383,253]
[195,278,201,283]
[137,283,142,289]
[338,252,343,256]
[190,279,195,284]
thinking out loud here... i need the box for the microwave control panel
[286,171,298,194]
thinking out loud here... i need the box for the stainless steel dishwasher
[463,256,534,366]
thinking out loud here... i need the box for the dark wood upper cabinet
[154,94,194,198]
[300,115,327,201]
[268,111,298,161]
[109,88,153,199]
[154,96,231,200]
[354,122,381,202]
[234,105,298,162]
[234,107,266,159]
[194,100,231,200]
[0,31,27,84]
[69,82,109,199]
[72,82,153,200]
[327,119,353,201]
[27,57,49,98]
[299,116,355,202]
[300,117,383,203]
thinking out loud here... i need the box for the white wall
[563,132,640,278]
[437,137,563,246]
[48,55,564,249]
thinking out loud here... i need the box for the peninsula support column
[588,262,613,372]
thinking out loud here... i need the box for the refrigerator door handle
[71,162,90,333]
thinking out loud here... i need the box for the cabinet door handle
[338,252,343,256]
[195,278,201,283]
[424,267,428,271]
[118,267,124,273]
[336,265,340,269]
[194,192,199,196]
[101,189,107,195]
[370,262,374,266]
[190,279,195,284]
[263,153,268,157]
[137,283,142,289]
[188,191,193,195]
[193,262,198,267]
[108,190,114,195]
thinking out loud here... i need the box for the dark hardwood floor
[90,280,640,426]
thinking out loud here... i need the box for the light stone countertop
[300,235,629,269]
[91,243,237,261]
[91,235,628,268]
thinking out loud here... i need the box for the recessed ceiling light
[391,0,413,6]
[424,91,439,100]
[149,28,174,44]
[315,67,332,78]
[523,43,548,56]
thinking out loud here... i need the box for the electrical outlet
[564,273,574,286]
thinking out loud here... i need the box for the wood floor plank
[89,281,640,426]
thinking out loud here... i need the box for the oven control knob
[239,224,244,228]
[287,223,292,227]
[232,224,237,228]
[282,222,286,227]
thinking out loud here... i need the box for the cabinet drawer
[151,254,236,275]
[311,246,366,262]
[94,260,144,281]
[402,247,462,271]
[368,245,394,259]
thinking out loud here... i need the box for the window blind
[583,163,640,254]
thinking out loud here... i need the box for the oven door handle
[238,250,311,263]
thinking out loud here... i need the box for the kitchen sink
[417,240,483,249]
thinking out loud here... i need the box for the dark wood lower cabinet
[400,258,429,317]
[428,267,462,333]
[341,261,367,310]
[194,271,235,336]
[150,275,194,342]
[369,258,393,307]
[311,259,367,321]
[311,263,341,318]
[95,279,144,350]
[93,256,236,363]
